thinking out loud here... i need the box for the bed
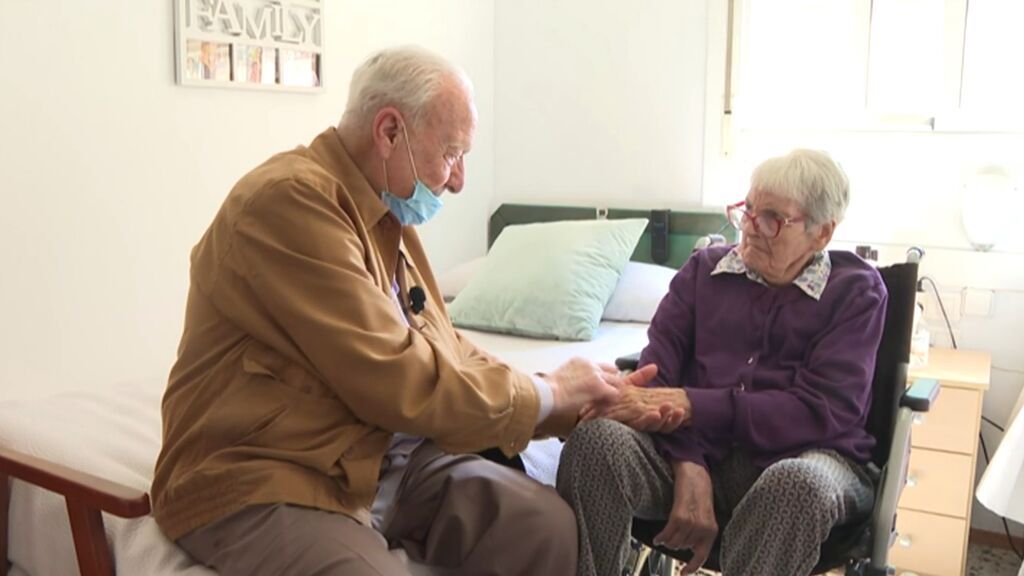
[0,204,731,576]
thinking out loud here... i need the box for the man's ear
[372,107,402,159]
[813,220,836,251]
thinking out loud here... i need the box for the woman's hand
[542,360,660,433]
[581,384,691,433]
[656,461,718,575]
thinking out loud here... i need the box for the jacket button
[747,356,754,365]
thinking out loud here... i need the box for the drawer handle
[906,474,918,487]
[913,414,925,425]
[898,535,913,548]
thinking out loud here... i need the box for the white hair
[340,46,473,131]
[750,149,850,226]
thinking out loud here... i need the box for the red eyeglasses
[726,201,806,239]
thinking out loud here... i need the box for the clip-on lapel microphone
[409,286,426,314]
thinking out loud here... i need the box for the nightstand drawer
[897,449,973,518]
[890,509,967,576]
[910,386,980,455]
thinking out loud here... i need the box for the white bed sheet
[460,321,650,484]
[459,320,650,376]
[0,321,649,575]
[0,378,213,576]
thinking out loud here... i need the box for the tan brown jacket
[152,128,541,540]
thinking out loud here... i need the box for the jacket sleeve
[639,254,708,468]
[686,279,887,455]
[217,179,539,456]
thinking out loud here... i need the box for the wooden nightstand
[889,347,991,576]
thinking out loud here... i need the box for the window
[723,0,1022,131]
[959,1,1024,123]
[866,0,951,116]
[700,0,1024,253]
[734,0,869,127]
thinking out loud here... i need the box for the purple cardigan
[640,246,887,469]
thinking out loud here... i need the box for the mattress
[0,321,649,575]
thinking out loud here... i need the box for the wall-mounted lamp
[961,166,1018,252]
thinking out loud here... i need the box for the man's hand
[540,359,658,431]
[582,385,690,433]
[655,461,718,575]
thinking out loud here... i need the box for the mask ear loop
[380,117,399,194]
[399,122,422,183]
[381,158,390,195]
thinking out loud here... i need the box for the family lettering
[187,0,322,48]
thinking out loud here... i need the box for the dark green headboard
[488,204,736,270]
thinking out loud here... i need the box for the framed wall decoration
[174,0,323,92]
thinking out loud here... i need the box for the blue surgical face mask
[381,123,443,226]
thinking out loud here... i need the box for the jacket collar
[306,127,392,231]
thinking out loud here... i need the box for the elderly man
[153,46,657,576]
[558,149,886,576]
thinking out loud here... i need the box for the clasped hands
[581,374,691,433]
[541,357,690,434]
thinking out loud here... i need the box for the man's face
[395,83,477,198]
[737,188,829,283]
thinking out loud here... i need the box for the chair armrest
[899,378,939,413]
[615,352,641,372]
[0,446,150,518]
[0,446,151,576]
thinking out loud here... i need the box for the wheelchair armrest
[899,378,939,412]
[615,352,641,371]
[867,379,941,573]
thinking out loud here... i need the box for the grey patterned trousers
[557,420,874,576]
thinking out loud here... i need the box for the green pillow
[448,218,648,341]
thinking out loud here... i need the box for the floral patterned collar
[711,248,831,300]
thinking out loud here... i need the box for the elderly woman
[557,149,886,576]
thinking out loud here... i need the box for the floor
[674,543,1024,575]
[965,543,1023,576]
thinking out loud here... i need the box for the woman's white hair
[340,46,473,131]
[750,149,850,226]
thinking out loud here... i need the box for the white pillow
[447,219,649,341]
[439,257,677,324]
[437,256,488,301]
[601,261,678,323]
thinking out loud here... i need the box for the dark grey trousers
[557,420,874,576]
[177,441,578,576]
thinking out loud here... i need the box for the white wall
[0,0,495,401]
[493,0,708,209]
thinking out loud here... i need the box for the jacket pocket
[242,341,333,398]
[239,341,388,482]
[233,404,288,446]
[336,429,390,499]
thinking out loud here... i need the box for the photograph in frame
[233,44,277,85]
[279,49,321,88]
[184,40,231,82]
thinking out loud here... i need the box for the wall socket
[917,285,995,323]
[919,288,962,323]
[962,287,995,317]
